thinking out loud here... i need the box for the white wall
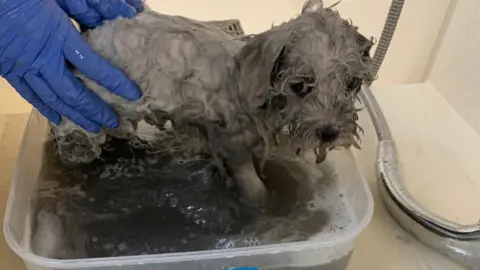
[427,0,480,134]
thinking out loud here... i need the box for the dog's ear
[302,0,324,13]
[236,29,291,111]
[270,46,288,87]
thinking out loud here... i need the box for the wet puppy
[51,0,373,206]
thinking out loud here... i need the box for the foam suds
[30,124,357,259]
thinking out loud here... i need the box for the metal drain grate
[143,3,246,38]
[142,4,246,37]
[207,19,245,37]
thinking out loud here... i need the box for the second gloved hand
[0,0,142,133]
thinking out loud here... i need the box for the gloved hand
[57,0,145,29]
[0,0,144,133]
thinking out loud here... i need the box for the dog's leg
[227,152,269,206]
[105,119,138,139]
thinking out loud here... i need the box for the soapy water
[30,124,356,259]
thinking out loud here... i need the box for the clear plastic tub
[4,110,374,270]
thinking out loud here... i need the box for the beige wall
[427,0,480,134]
[326,0,451,86]
[146,0,452,86]
[0,79,31,115]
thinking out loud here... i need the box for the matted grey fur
[51,0,374,206]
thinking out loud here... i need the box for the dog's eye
[290,80,314,97]
[347,77,362,92]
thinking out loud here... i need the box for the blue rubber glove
[57,0,145,29]
[0,0,143,133]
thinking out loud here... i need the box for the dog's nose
[316,126,339,143]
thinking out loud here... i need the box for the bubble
[215,238,234,249]
[224,241,235,249]
[118,243,126,251]
[243,237,260,247]
[168,197,178,208]
[92,236,98,242]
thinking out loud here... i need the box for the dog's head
[236,0,374,162]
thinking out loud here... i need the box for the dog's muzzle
[316,125,339,143]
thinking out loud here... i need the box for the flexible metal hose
[360,0,480,268]
[361,0,405,141]
[368,0,405,84]
[359,0,403,143]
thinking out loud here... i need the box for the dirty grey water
[30,126,356,261]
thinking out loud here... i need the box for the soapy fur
[50,0,374,205]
